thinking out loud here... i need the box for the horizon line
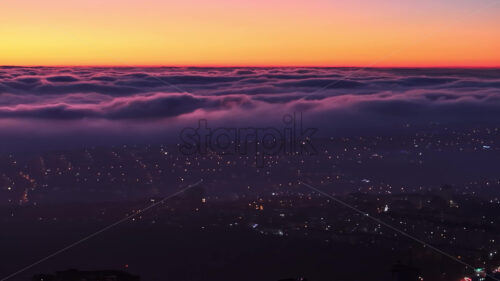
[2,64,500,69]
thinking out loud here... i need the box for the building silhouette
[392,263,421,281]
[32,269,140,281]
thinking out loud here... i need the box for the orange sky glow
[1,0,500,67]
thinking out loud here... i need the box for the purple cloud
[1,66,500,150]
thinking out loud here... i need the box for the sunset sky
[1,0,500,67]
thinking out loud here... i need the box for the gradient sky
[1,0,500,66]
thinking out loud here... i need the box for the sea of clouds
[1,66,499,150]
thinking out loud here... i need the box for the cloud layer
[1,66,500,149]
